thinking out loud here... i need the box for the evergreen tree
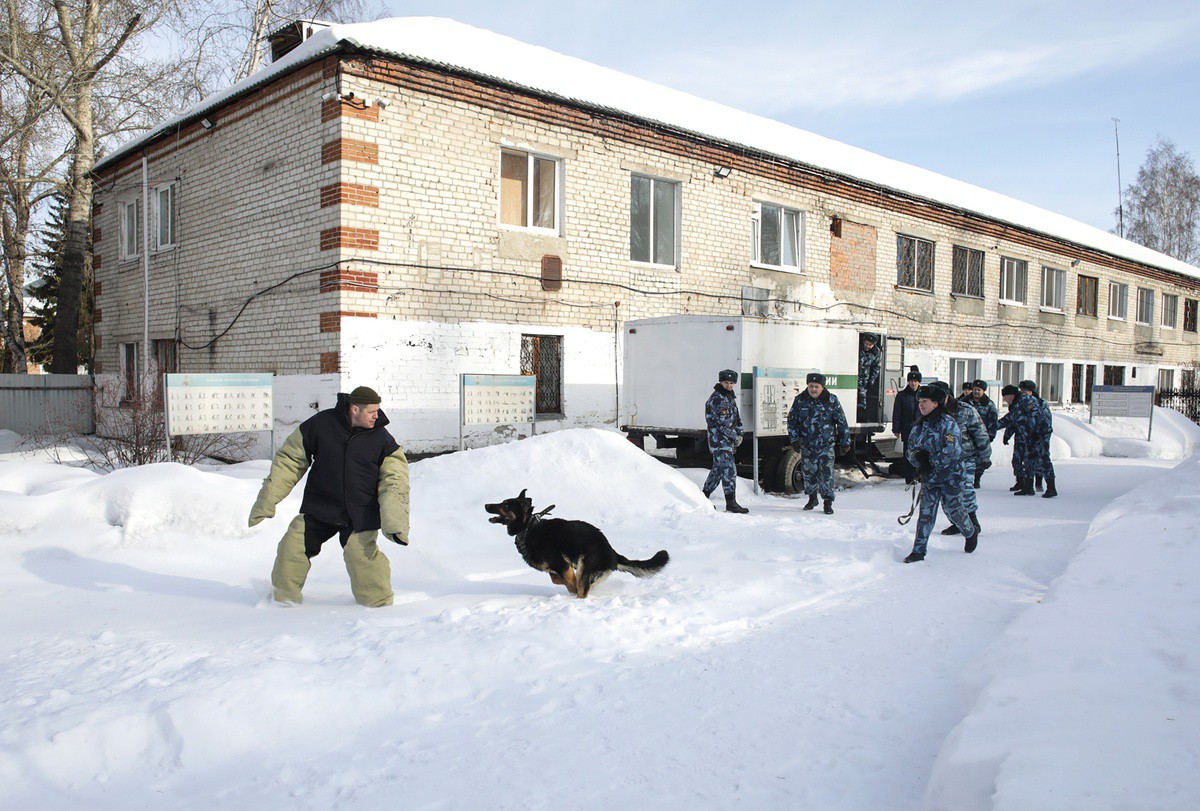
[27,190,93,372]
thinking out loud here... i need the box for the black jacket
[891,385,921,441]
[298,393,400,531]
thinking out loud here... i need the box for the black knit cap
[1001,384,1019,396]
[918,384,947,405]
[348,386,382,405]
[718,369,738,383]
[807,372,826,385]
[906,366,922,382]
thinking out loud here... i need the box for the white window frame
[997,360,1024,387]
[751,202,804,272]
[950,357,982,394]
[630,173,680,268]
[119,197,142,260]
[152,182,176,250]
[999,257,1028,305]
[1136,287,1154,325]
[499,149,561,234]
[1108,282,1129,320]
[1040,265,1065,311]
[896,234,934,293]
[1035,362,1064,404]
[1161,293,1178,329]
[1158,368,1175,391]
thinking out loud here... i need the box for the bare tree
[1118,137,1200,266]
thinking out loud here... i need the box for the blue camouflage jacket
[964,395,999,440]
[787,389,850,453]
[705,385,743,452]
[906,411,964,485]
[859,347,881,396]
[952,401,992,466]
[997,393,1047,443]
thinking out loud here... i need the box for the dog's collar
[515,505,555,544]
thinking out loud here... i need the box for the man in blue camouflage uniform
[931,381,991,537]
[788,372,851,514]
[963,379,999,488]
[998,384,1024,490]
[857,333,882,417]
[1019,380,1058,498]
[998,384,1049,497]
[904,384,979,563]
[702,369,749,513]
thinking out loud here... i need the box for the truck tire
[776,448,804,495]
[675,437,712,468]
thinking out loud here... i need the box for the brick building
[90,18,1200,452]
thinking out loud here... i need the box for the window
[1185,299,1198,332]
[951,245,984,298]
[1076,275,1098,317]
[896,234,934,292]
[1162,294,1178,329]
[152,339,178,405]
[1071,363,1096,404]
[752,203,803,270]
[153,182,176,250]
[1036,363,1063,404]
[1108,282,1128,319]
[1136,287,1154,325]
[1158,368,1175,392]
[1103,365,1126,385]
[119,198,142,259]
[630,174,678,266]
[997,360,1024,387]
[521,334,562,415]
[1183,368,1197,389]
[741,285,770,317]
[949,358,981,395]
[1040,266,1065,310]
[999,257,1028,304]
[119,341,141,401]
[500,149,559,232]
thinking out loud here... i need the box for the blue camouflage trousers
[801,450,836,500]
[912,479,974,556]
[704,449,737,495]
[960,458,978,513]
[1014,439,1053,479]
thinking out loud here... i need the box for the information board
[753,367,817,438]
[1091,385,1155,418]
[164,373,273,436]
[460,374,537,450]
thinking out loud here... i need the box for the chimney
[268,20,331,63]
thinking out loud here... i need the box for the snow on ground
[1,417,1198,810]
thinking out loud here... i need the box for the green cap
[348,386,381,405]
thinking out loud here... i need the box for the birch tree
[1119,137,1200,266]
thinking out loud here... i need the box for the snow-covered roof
[97,17,1200,282]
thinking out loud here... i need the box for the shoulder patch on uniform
[946,434,956,442]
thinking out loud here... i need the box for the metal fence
[0,374,94,435]
[1156,387,1200,424]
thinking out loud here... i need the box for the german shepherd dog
[484,490,669,598]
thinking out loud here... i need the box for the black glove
[790,441,802,454]
[915,450,932,476]
[390,533,408,546]
[1002,436,1010,446]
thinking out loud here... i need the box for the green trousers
[271,514,394,607]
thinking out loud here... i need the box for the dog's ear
[518,488,526,500]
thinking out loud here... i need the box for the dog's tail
[616,550,669,578]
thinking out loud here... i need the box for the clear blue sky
[377,0,1200,236]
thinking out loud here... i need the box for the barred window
[896,234,934,292]
[1184,298,1198,333]
[951,246,984,298]
[520,334,563,415]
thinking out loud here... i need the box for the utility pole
[1112,117,1124,238]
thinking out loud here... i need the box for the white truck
[620,315,906,492]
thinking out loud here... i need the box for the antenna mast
[1112,117,1124,238]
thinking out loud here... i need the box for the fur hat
[862,332,879,345]
[718,369,738,383]
[806,372,826,386]
[971,379,988,390]
[906,366,922,383]
[348,386,382,405]
[1018,379,1038,395]
[1001,384,1019,397]
[918,384,947,405]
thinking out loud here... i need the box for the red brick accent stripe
[320,352,340,373]
[92,254,102,270]
[92,227,102,243]
[321,138,378,165]
[320,227,379,251]
[320,268,379,293]
[94,281,102,298]
[93,308,102,324]
[319,310,376,332]
[321,98,380,123]
[320,182,380,208]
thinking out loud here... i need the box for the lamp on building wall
[713,165,732,179]
[1071,259,1082,267]
[200,117,214,131]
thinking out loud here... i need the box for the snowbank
[924,453,1200,810]
[1048,406,1200,461]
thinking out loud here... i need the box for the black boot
[1014,478,1035,496]
[970,512,981,534]
[1035,476,1044,492]
[903,551,925,563]
[964,528,978,554]
[725,494,749,514]
[823,499,834,515]
[941,523,961,535]
[803,493,819,511]
[1042,477,1057,498]
[1009,479,1023,491]
[973,469,983,489]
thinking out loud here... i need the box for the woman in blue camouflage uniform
[702,369,749,513]
[787,372,851,514]
[903,384,979,563]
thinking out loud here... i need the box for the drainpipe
[142,155,151,390]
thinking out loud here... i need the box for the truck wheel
[675,438,711,468]
[776,448,804,495]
